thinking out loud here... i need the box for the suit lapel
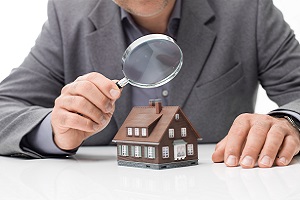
[84,0,216,126]
[170,0,216,107]
[85,0,131,128]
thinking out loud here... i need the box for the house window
[142,128,147,137]
[187,144,194,155]
[135,128,139,136]
[127,128,132,136]
[121,145,129,156]
[175,114,180,120]
[148,147,156,159]
[135,146,142,157]
[162,146,169,158]
[169,129,174,138]
[181,128,187,137]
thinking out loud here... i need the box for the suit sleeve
[257,0,300,108]
[0,0,65,158]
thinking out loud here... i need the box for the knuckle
[59,113,68,127]
[54,96,62,107]
[86,72,99,81]
[288,137,298,148]
[236,113,251,121]
[268,128,285,139]
[233,113,252,127]
[76,97,88,109]
[226,147,237,155]
[243,144,259,154]
[98,94,107,107]
[61,83,72,94]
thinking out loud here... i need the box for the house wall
[117,143,160,164]
[116,111,199,165]
[157,114,199,164]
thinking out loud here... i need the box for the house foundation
[118,159,198,170]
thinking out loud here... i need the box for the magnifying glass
[116,34,183,88]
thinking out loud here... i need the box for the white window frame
[162,146,169,159]
[148,146,155,159]
[121,145,129,156]
[175,113,180,120]
[127,128,132,136]
[142,128,147,137]
[135,128,139,136]
[169,128,174,138]
[187,144,194,155]
[181,128,187,137]
[134,146,142,157]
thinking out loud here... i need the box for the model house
[113,99,201,169]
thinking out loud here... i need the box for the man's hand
[212,113,300,168]
[51,72,121,150]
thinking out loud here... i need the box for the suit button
[162,90,169,97]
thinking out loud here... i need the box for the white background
[0,0,299,113]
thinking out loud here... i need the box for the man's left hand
[212,113,300,168]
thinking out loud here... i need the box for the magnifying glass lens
[117,34,183,88]
[124,39,181,85]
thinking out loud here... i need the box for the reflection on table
[1,144,300,200]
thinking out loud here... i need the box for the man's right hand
[51,72,121,150]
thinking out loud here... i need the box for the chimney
[148,99,162,114]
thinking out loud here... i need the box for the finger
[54,109,102,133]
[239,120,271,168]
[75,72,121,100]
[58,95,108,126]
[62,81,113,113]
[257,124,285,168]
[275,135,299,166]
[224,114,251,167]
[212,136,227,163]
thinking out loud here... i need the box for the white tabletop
[1,144,300,200]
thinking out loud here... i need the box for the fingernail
[260,155,271,166]
[93,124,101,131]
[279,157,287,165]
[110,89,120,98]
[226,155,237,166]
[241,156,254,167]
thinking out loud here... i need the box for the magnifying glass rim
[121,34,183,89]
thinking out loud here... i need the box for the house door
[173,139,187,160]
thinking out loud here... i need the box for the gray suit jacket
[1,0,300,158]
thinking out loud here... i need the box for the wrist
[270,114,300,133]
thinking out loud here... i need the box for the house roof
[113,105,201,145]
[125,113,162,128]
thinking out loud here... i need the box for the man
[0,0,300,169]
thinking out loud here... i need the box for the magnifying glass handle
[116,77,129,88]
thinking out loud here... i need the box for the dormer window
[127,128,132,136]
[135,128,139,136]
[175,114,180,120]
[181,128,187,137]
[169,128,174,138]
[142,128,147,137]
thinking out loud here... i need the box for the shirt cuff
[269,109,300,122]
[22,113,77,157]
